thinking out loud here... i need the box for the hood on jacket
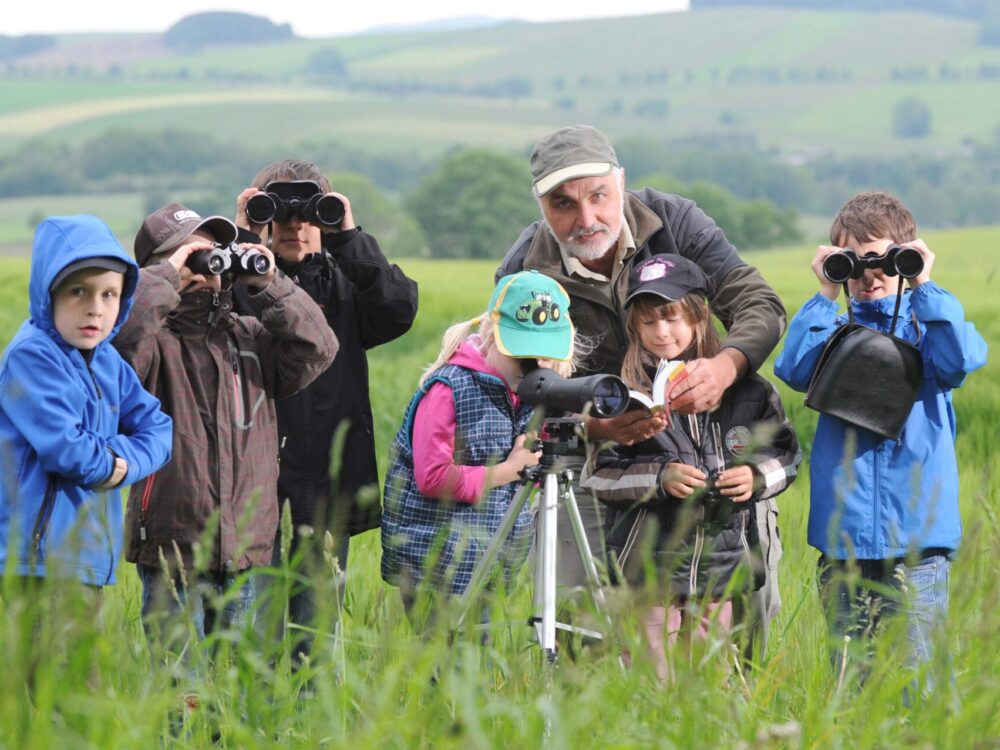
[447,336,521,405]
[29,215,139,347]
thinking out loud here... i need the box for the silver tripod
[454,419,611,663]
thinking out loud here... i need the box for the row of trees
[0,130,806,258]
[5,122,1000,255]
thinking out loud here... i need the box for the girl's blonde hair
[620,293,720,393]
[419,313,581,387]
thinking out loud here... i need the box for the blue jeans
[136,564,258,660]
[818,552,950,694]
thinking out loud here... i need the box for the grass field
[0,230,998,748]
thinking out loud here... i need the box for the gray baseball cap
[50,257,129,293]
[530,125,620,197]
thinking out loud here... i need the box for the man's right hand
[586,409,667,446]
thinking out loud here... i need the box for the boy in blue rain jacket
[0,215,172,589]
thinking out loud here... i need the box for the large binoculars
[245,180,345,227]
[822,244,923,284]
[517,368,629,418]
[188,242,272,277]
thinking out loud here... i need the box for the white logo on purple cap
[638,258,675,282]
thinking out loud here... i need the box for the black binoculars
[188,242,271,278]
[822,244,924,284]
[245,180,345,227]
[697,473,734,528]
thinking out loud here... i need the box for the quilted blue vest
[381,364,534,596]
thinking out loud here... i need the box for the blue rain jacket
[0,216,172,585]
[774,283,987,559]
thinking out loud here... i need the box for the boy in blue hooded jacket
[774,192,987,690]
[0,215,172,591]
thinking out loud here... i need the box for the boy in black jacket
[233,160,418,663]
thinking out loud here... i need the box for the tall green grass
[1,230,997,748]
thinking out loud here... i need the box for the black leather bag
[805,289,923,440]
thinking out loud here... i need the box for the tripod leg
[563,482,613,630]
[537,472,559,661]
[454,481,535,631]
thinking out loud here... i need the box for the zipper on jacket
[138,474,156,541]
[229,344,244,426]
[30,477,59,564]
[86,357,118,581]
[87,366,103,400]
[872,440,883,557]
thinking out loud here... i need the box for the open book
[628,359,688,420]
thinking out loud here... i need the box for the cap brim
[493,319,575,362]
[152,215,238,256]
[533,162,615,197]
[624,285,692,307]
[50,257,129,291]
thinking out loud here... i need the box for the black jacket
[235,227,418,536]
[497,189,786,376]
[581,374,800,599]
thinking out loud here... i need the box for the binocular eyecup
[245,183,345,227]
[822,244,923,284]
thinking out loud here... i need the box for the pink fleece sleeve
[412,382,488,503]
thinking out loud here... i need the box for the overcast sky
[4,1,689,37]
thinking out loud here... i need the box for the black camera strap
[842,278,920,342]
[844,276,902,333]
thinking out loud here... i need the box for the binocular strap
[842,279,921,343]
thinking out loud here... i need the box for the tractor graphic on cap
[516,290,561,326]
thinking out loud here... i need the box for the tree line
[3,126,1000,257]
[0,130,807,258]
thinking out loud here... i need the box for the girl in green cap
[380,271,577,624]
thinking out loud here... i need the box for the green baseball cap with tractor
[488,270,574,361]
[530,125,620,197]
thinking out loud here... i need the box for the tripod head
[523,417,587,480]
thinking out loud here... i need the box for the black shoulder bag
[804,284,923,440]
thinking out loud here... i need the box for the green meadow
[0,227,997,747]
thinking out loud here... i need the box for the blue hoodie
[0,215,173,586]
[774,283,987,559]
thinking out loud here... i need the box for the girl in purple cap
[380,270,578,625]
[581,253,800,683]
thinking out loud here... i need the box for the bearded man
[495,125,788,657]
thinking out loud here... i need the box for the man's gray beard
[544,213,625,262]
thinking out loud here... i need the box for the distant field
[0,88,335,138]
[0,193,149,255]
[3,9,1000,158]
